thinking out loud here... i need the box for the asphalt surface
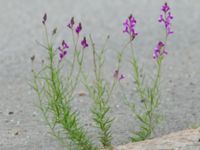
[0,0,200,149]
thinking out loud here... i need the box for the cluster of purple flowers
[67,17,88,49]
[58,40,68,62]
[41,1,173,75]
[159,2,174,35]
[123,14,138,40]
[153,41,168,59]
[153,2,174,59]
[122,3,173,60]
[42,14,89,62]
[67,17,82,35]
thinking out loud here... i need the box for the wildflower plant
[121,2,174,142]
[31,1,174,149]
[81,34,126,149]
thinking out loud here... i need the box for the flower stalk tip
[159,2,174,35]
[58,40,69,62]
[76,23,82,34]
[162,2,170,12]
[153,2,174,60]
[42,13,47,25]
[123,14,138,40]
[67,17,75,29]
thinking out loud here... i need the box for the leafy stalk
[87,35,113,149]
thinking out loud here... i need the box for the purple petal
[162,2,170,12]
[119,74,125,80]
[63,50,67,55]
[76,23,82,34]
[81,37,88,49]
[158,15,164,22]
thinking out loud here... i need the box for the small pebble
[16,121,20,125]
[8,111,14,115]
[189,82,195,86]
[14,131,19,135]
[32,111,37,117]
[5,120,9,123]
[78,92,87,96]
[116,105,120,108]
[10,128,20,136]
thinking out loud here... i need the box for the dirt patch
[116,128,200,150]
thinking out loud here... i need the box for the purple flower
[162,2,170,12]
[153,41,168,59]
[75,23,82,34]
[123,14,138,40]
[59,50,67,61]
[119,74,125,81]
[159,2,174,35]
[113,70,125,81]
[81,37,88,49]
[58,40,69,62]
[42,13,47,25]
[67,17,75,29]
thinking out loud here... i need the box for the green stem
[69,32,79,77]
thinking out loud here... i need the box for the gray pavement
[0,0,200,149]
